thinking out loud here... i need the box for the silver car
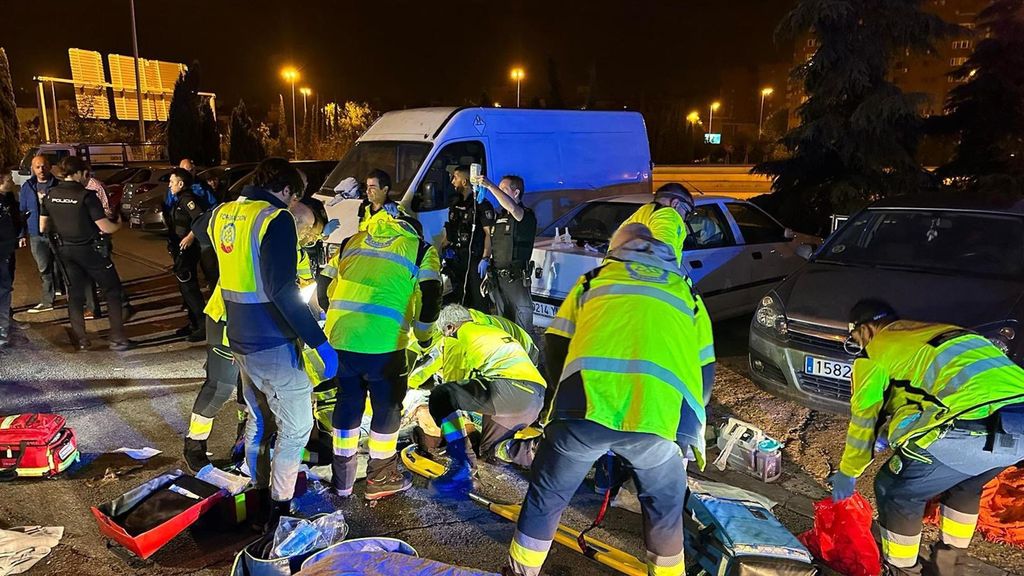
[531,194,820,327]
[748,196,1024,413]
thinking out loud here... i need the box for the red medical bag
[0,413,80,480]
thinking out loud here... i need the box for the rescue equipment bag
[685,489,817,576]
[0,413,79,480]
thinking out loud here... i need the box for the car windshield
[539,201,645,244]
[320,141,431,196]
[817,209,1024,279]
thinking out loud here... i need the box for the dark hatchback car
[748,195,1024,413]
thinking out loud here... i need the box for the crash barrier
[0,413,80,481]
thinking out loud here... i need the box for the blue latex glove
[477,259,490,278]
[830,472,856,502]
[315,341,338,380]
[321,219,340,238]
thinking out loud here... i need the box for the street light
[281,66,299,159]
[758,87,774,139]
[510,67,525,108]
[708,101,721,136]
[300,87,311,120]
[686,111,700,125]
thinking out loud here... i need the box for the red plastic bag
[798,492,882,576]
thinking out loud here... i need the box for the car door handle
[751,252,763,260]
[689,260,703,269]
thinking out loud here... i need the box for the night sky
[4,0,795,116]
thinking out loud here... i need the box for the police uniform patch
[888,454,903,475]
[625,262,669,283]
[220,222,236,254]
[187,200,197,211]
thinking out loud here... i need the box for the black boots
[183,438,211,473]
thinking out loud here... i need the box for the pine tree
[934,0,1024,193]
[228,99,265,163]
[0,48,20,169]
[167,63,203,164]
[753,0,953,233]
[198,99,221,166]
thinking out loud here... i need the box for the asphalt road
[2,228,1019,576]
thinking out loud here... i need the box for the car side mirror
[784,227,796,240]
[796,243,814,260]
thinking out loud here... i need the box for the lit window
[950,57,968,67]
[951,40,971,49]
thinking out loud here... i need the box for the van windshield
[320,141,431,197]
[817,209,1024,279]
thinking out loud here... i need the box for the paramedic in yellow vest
[182,197,328,472]
[505,223,703,576]
[316,169,443,501]
[443,303,539,365]
[831,300,1024,576]
[209,158,338,531]
[427,308,547,492]
[622,182,695,267]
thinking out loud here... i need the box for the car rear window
[818,209,1024,279]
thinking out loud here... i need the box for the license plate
[804,355,853,381]
[130,216,141,226]
[533,301,557,318]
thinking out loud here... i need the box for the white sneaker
[27,304,54,314]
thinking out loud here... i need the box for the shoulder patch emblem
[187,200,197,211]
[625,262,669,283]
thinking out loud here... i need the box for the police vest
[622,203,687,266]
[208,197,286,305]
[549,256,704,445]
[443,322,545,387]
[323,217,430,354]
[491,206,536,270]
[840,321,1024,477]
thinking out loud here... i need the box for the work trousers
[0,246,12,334]
[28,235,59,307]
[237,342,313,502]
[445,259,489,311]
[508,419,686,576]
[489,269,535,334]
[429,376,545,466]
[187,317,243,441]
[57,244,126,345]
[875,420,1024,572]
[331,349,408,492]
[171,244,206,330]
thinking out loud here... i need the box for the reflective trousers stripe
[368,430,399,460]
[507,529,551,576]
[333,427,360,457]
[187,413,215,440]
[880,528,922,568]
[646,550,685,576]
[941,505,978,548]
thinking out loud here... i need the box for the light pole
[510,67,525,108]
[708,101,721,137]
[129,0,146,142]
[300,87,311,121]
[758,87,774,139]
[281,67,299,159]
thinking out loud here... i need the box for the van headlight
[754,293,789,338]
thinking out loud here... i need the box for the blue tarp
[297,538,497,576]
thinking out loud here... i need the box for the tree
[167,63,203,164]
[753,0,952,233]
[0,48,19,169]
[229,100,265,163]
[546,57,565,109]
[198,98,221,166]
[934,0,1024,193]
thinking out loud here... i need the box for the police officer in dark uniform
[164,167,208,342]
[442,165,495,310]
[0,175,22,347]
[40,157,131,351]
[472,173,537,333]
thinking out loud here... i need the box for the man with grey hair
[438,303,539,365]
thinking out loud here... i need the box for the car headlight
[754,293,789,338]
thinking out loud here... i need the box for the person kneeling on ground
[425,305,547,493]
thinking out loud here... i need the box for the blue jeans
[28,235,58,306]
[508,419,686,576]
[236,342,314,502]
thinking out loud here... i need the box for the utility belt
[51,233,110,258]
[946,402,1024,455]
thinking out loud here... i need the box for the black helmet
[848,299,898,331]
[654,182,695,214]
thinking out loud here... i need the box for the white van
[11,143,162,186]
[314,107,652,246]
